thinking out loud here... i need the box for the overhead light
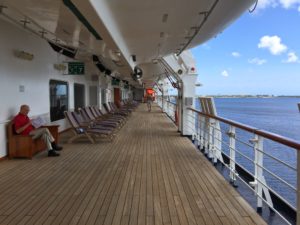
[54,63,67,71]
[13,50,34,61]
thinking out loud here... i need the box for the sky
[191,0,300,96]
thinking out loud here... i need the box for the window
[49,80,68,121]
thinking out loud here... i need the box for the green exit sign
[67,62,85,75]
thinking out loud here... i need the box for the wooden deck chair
[108,102,130,116]
[81,107,121,128]
[119,100,135,110]
[64,111,114,144]
[73,110,117,131]
[89,107,123,127]
[91,106,125,125]
[111,101,132,113]
[103,103,128,118]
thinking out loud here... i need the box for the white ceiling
[0,0,254,86]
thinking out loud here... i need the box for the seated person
[13,105,63,157]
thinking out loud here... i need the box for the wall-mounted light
[54,63,67,71]
[152,59,158,64]
[14,50,34,61]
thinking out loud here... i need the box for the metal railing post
[227,126,237,187]
[204,117,209,155]
[200,116,205,151]
[208,118,214,159]
[250,134,263,210]
[211,119,217,164]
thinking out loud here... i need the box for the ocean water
[195,97,300,207]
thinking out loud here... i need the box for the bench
[7,122,59,159]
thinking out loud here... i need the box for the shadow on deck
[0,104,267,225]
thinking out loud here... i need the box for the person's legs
[29,128,60,156]
[147,101,151,111]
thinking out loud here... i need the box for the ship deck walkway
[0,104,266,225]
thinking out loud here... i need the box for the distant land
[198,95,300,98]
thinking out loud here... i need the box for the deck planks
[0,104,266,225]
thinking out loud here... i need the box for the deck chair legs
[67,130,95,144]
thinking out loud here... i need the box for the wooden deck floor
[0,104,266,225]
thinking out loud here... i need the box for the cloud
[298,5,300,10]
[221,70,229,77]
[283,52,300,63]
[256,0,278,9]
[202,43,211,50]
[279,0,300,8]
[254,0,300,10]
[258,35,287,55]
[232,52,241,57]
[248,58,267,65]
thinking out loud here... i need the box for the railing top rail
[166,100,177,106]
[188,107,300,150]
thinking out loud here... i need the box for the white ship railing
[156,96,163,108]
[165,100,177,123]
[156,96,177,124]
[186,106,300,225]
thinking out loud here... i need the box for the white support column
[181,74,198,136]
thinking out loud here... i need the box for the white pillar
[181,74,198,136]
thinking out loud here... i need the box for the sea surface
[195,97,300,207]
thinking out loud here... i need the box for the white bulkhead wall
[163,51,198,135]
[0,19,110,157]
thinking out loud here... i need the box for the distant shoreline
[197,95,300,98]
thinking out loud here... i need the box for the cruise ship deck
[0,104,266,225]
